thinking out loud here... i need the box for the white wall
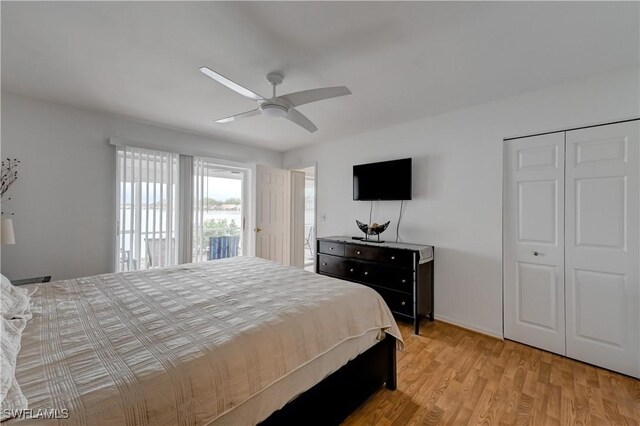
[284,67,640,338]
[0,91,282,281]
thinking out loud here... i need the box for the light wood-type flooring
[344,321,640,425]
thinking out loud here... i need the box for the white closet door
[565,121,639,378]
[504,133,566,355]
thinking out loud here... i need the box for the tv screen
[353,158,412,201]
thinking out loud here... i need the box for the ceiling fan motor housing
[266,72,284,86]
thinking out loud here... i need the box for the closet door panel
[504,133,566,355]
[565,121,639,378]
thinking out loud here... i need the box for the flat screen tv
[353,158,412,201]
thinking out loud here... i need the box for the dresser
[316,236,434,334]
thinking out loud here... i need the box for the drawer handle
[322,262,327,266]
[401,301,406,306]
[356,251,361,255]
[330,246,334,250]
[402,279,407,283]
[391,256,395,260]
[349,268,354,272]
[364,271,368,276]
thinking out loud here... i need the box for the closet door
[504,133,566,355]
[565,121,639,378]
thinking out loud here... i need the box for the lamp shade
[1,218,15,245]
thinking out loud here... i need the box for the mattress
[5,257,402,425]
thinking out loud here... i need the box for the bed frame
[260,334,397,425]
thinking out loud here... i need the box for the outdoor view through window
[192,158,244,263]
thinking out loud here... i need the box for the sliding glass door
[192,158,247,263]
[115,147,248,270]
[115,146,179,272]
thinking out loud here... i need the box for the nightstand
[11,276,51,286]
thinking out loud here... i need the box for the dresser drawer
[318,241,345,256]
[341,261,361,280]
[374,286,413,317]
[346,244,414,268]
[357,263,413,294]
[320,258,364,281]
[318,254,346,276]
[345,244,377,261]
[377,248,414,269]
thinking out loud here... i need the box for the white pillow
[0,315,29,419]
[1,274,31,320]
[0,378,28,421]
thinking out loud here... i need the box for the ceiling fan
[199,67,351,133]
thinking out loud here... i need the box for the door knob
[255,227,262,233]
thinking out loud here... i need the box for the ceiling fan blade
[214,108,261,123]
[285,108,318,133]
[280,86,351,107]
[199,67,265,101]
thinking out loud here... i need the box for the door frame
[290,161,318,271]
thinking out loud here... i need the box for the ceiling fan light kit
[260,103,288,118]
[199,66,351,133]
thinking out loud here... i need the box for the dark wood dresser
[316,236,434,334]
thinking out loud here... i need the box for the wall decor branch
[1,158,20,215]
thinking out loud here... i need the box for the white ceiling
[2,2,638,152]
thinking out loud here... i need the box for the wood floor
[344,321,640,425]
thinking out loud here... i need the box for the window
[115,146,179,271]
[192,157,245,263]
[113,143,250,270]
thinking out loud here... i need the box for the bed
[1,256,402,425]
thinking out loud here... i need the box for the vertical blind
[115,146,179,272]
[191,157,209,262]
[192,157,211,263]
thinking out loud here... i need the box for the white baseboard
[434,314,504,340]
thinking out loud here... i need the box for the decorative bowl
[356,220,390,236]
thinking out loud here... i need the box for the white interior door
[504,133,566,355]
[565,121,639,378]
[255,164,290,264]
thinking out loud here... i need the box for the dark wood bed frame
[260,334,397,426]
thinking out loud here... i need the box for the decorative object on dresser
[356,219,390,243]
[316,236,434,334]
